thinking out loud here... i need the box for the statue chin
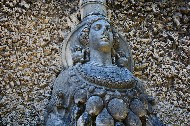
[98,42,112,53]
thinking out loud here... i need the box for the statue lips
[101,35,109,42]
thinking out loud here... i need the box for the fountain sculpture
[45,0,164,125]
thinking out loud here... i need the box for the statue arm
[46,69,70,113]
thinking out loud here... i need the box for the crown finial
[79,0,107,20]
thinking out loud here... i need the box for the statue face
[89,20,113,53]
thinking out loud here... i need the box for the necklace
[76,62,137,89]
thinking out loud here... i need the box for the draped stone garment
[45,63,163,126]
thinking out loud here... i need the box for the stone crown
[79,0,107,7]
[79,0,107,19]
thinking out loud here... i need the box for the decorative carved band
[80,0,107,8]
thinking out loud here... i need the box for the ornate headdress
[61,0,134,72]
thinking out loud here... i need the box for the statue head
[61,0,134,71]
[89,19,113,53]
[76,18,116,64]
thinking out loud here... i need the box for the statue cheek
[90,34,101,43]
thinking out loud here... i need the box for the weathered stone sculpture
[45,0,164,125]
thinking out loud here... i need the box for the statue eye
[93,24,102,31]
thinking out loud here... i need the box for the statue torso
[46,63,144,125]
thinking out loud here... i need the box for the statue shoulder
[52,67,77,92]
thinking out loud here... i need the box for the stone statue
[45,0,164,126]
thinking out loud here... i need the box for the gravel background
[0,0,189,125]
